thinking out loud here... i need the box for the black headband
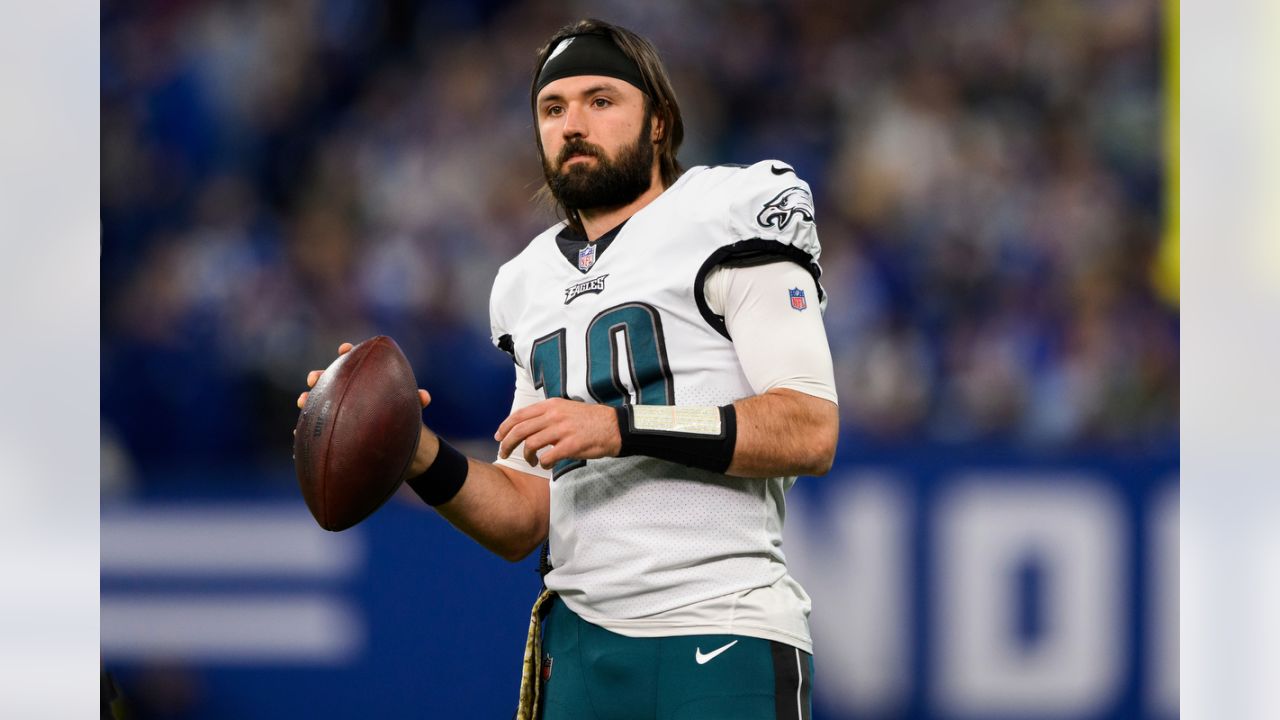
[535,32,647,97]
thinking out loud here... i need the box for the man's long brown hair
[531,19,685,232]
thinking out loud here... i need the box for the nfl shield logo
[789,287,807,311]
[578,244,596,272]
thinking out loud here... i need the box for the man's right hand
[296,341,432,411]
[295,343,436,476]
[292,341,547,560]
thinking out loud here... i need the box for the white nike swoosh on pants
[694,639,739,664]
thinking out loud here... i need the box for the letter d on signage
[935,476,1124,716]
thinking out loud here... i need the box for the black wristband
[405,438,469,507]
[614,404,737,473]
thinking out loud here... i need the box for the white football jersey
[489,160,826,648]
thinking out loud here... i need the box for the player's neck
[578,166,665,242]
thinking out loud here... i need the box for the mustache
[556,140,604,167]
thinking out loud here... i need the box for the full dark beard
[545,115,655,213]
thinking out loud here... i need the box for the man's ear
[651,111,665,144]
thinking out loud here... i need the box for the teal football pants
[538,597,813,720]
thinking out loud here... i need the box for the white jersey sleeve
[727,162,821,257]
[489,265,552,479]
[704,261,838,404]
[693,161,827,341]
[492,362,553,479]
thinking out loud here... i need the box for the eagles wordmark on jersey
[491,160,825,650]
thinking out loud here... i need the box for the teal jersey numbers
[585,302,675,407]
[530,329,568,401]
[531,302,674,478]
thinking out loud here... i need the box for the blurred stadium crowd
[101,0,1176,490]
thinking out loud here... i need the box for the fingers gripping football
[297,342,430,411]
[495,398,621,469]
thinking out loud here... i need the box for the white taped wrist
[616,404,738,473]
[630,405,723,435]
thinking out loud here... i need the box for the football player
[300,18,837,720]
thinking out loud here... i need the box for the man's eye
[592,98,610,108]
[545,105,563,117]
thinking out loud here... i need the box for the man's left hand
[495,398,621,469]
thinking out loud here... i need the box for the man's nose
[561,103,587,139]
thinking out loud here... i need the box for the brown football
[294,336,422,531]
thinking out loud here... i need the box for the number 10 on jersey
[529,302,676,475]
[532,301,675,407]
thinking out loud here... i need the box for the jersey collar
[555,219,628,274]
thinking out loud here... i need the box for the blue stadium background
[100,1,1178,717]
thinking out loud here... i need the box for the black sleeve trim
[693,239,825,341]
[496,333,520,367]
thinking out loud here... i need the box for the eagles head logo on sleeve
[756,186,815,231]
